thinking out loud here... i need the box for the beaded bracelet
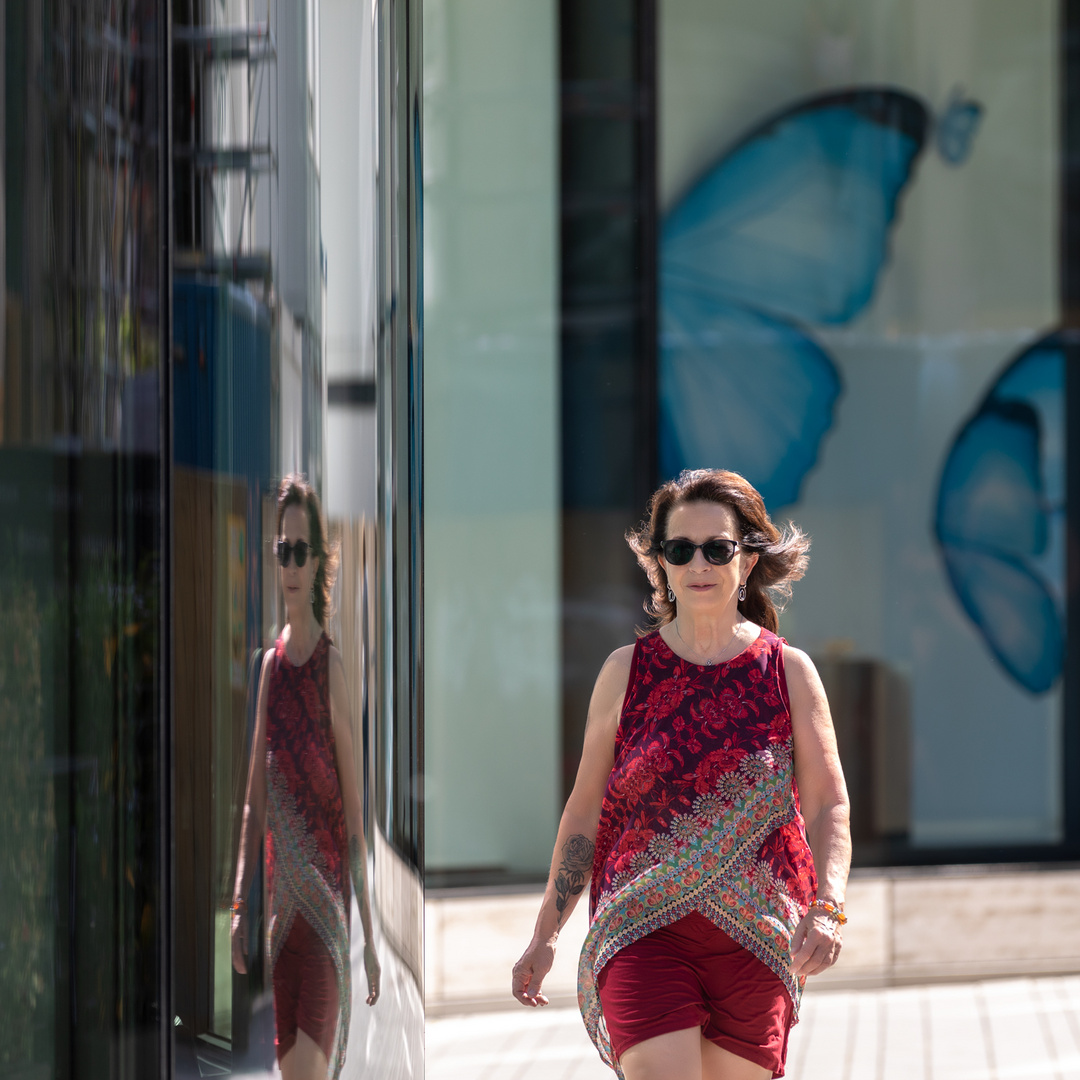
[231,898,246,914]
[809,898,847,925]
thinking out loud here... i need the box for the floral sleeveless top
[579,628,817,1073]
[265,632,351,1078]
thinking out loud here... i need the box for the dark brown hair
[276,474,338,628]
[626,469,810,634]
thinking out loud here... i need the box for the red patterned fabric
[579,628,817,1074]
[596,911,794,1076]
[265,633,351,1078]
[273,914,341,1065]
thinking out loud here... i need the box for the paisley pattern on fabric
[265,633,352,1079]
[578,629,816,1074]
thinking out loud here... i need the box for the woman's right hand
[512,939,554,1007]
[231,907,248,974]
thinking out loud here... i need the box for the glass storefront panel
[422,0,561,885]
[658,0,1066,859]
[0,2,167,1077]
[171,0,422,1076]
[0,1,425,1076]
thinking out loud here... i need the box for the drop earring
[309,584,315,604]
[738,583,746,602]
[667,585,676,603]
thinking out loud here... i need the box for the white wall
[276,0,321,327]
[321,0,378,522]
[423,0,560,876]
[320,0,377,386]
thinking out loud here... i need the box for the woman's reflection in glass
[232,474,380,1080]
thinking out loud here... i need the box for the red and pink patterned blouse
[579,627,817,1071]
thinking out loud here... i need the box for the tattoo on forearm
[349,834,372,925]
[554,834,594,924]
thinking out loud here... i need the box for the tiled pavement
[427,975,1080,1080]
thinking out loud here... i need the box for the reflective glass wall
[171,0,423,1077]
[0,1,424,1077]
[0,2,168,1077]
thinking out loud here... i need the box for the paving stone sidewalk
[427,975,1080,1080]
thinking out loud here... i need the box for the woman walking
[232,475,380,1080]
[513,469,850,1080]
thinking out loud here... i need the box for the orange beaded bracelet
[810,898,847,924]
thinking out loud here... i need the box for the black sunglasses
[276,539,314,568]
[657,538,742,566]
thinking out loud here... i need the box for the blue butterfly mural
[661,87,981,508]
[937,91,983,165]
[935,337,1065,694]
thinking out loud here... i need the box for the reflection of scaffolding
[4,2,160,446]
[174,3,277,281]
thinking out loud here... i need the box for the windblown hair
[276,473,339,629]
[626,469,810,634]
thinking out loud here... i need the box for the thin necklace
[674,618,742,666]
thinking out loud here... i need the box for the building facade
[422,0,1080,1007]
[5,0,1080,1077]
[426,0,1080,885]
[0,1,422,1076]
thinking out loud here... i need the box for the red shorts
[596,911,794,1077]
[273,915,340,1065]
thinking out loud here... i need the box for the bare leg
[700,1035,772,1080]
[620,1027,772,1080]
[279,1027,329,1080]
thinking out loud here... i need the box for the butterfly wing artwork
[934,337,1065,693]
[660,300,841,505]
[936,88,984,166]
[660,89,931,507]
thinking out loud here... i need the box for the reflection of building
[0,1,423,1076]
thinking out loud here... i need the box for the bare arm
[511,644,633,1006]
[786,645,851,977]
[231,650,273,974]
[328,646,380,1005]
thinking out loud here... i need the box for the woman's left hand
[364,942,381,1005]
[790,909,843,977]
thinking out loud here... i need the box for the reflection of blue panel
[935,337,1065,693]
[173,277,273,496]
[661,89,930,504]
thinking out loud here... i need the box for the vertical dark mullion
[375,0,391,847]
[408,10,424,873]
[558,0,658,803]
[1063,0,1080,852]
[160,0,175,1075]
[633,0,658,514]
[61,454,76,1080]
[376,0,423,870]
